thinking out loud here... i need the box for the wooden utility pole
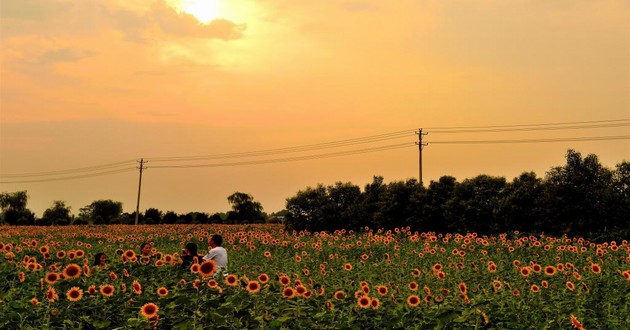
[134,158,146,225]
[415,129,428,186]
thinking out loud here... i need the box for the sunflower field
[0,224,628,329]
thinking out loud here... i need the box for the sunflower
[343,263,353,271]
[432,263,443,272]
[623,270,630,280]
[520,267,531,277]
[246,281,261,294]
[333,290,346,300]
[370,297,380,310]
[66,287,83,302]
[39,245,49,254]
[190,264,200,274]
[140,302,159,319]
[257,273,269,284]
[408,281,418,291]
[570,315,586,330]
[530,284,540,293]
[100,284,115,297]
[544,266,557,276]
[62,264,82,279]
[532,264,542,273]
[87,285,96,295]
[458,282,467,295]
[207,279,219,289]
[132,280,142,295]
[109,271,118,281]
[278,275,291,286]
[590,263,601,274]
[566,281,575,292]
[541,280,549,289]
[282,287,296,299]
[407,295,420,307]
[124,250,136,259]
[376,285,388,296]
[46,287,59,302]
[156,287,169,297]
[30,298,39,305]
[357,296,371,309]
[45,272,60,285]
[225,274,238,287]
[198,260,217,278]
[56,251,66,259]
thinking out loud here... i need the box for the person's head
[185,242,198,256]
[140,242,152,256]
[94,252,107,266]
[210,234,223,248]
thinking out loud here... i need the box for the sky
[1,0,629,217]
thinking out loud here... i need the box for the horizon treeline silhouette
[1,149,628,242]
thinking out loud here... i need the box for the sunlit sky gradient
[1,0,628,217]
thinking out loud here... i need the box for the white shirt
[202,246,228,275]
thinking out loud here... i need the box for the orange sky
[1,0,628,217]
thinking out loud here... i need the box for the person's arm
[202,249,216,261]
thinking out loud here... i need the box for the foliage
[0,224,628,329]
[227,192,265,224]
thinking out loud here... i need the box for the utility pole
[135,158,146,225]
[415,129,428,186]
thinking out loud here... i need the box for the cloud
[38,48,95,63]
[152,1,246,40]
[0,0,70,20]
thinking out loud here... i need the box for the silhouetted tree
[227,192,265,223]
[40,200,73,226]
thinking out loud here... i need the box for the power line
[146,119,628,163]
[1,118,627,181]
[0,167,136,184]
[427,135,630,144]
[148,142,413,169]
[425,118,629,130]
[146,129,415,162]
[429,122,629,134]
[0,159,137,178]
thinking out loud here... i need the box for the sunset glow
[178,0,222,23]
[0,1,627,217]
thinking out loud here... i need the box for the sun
[178,0,222,23]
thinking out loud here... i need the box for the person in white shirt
[202,234,228,277]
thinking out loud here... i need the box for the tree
[495,172,544,233]
[542,149,613,238]
[324,182,362,231]
[40,200,73,226]
[227,192,265,223]
[81,200,123,225]
[422,176,457,233]
[0,191,34,225]
[444,175,506,234]
[374,179,419,230]
[285,185,328,231]
[144,208,163,224]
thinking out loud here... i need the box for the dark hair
[211,234,223,246]
[94,252,106,266]
[185,242,198,256]
[140,242,151,251]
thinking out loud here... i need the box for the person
[202,234,228,277]
[93,252,108,268]
[181,242,200,269]
[138,242,154,265]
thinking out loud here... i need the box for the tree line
[1,149,628,242]
[284,149,629,242]
[0,192,268,227]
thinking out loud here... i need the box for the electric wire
[0,118,627,181]
[0,167,137,184]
